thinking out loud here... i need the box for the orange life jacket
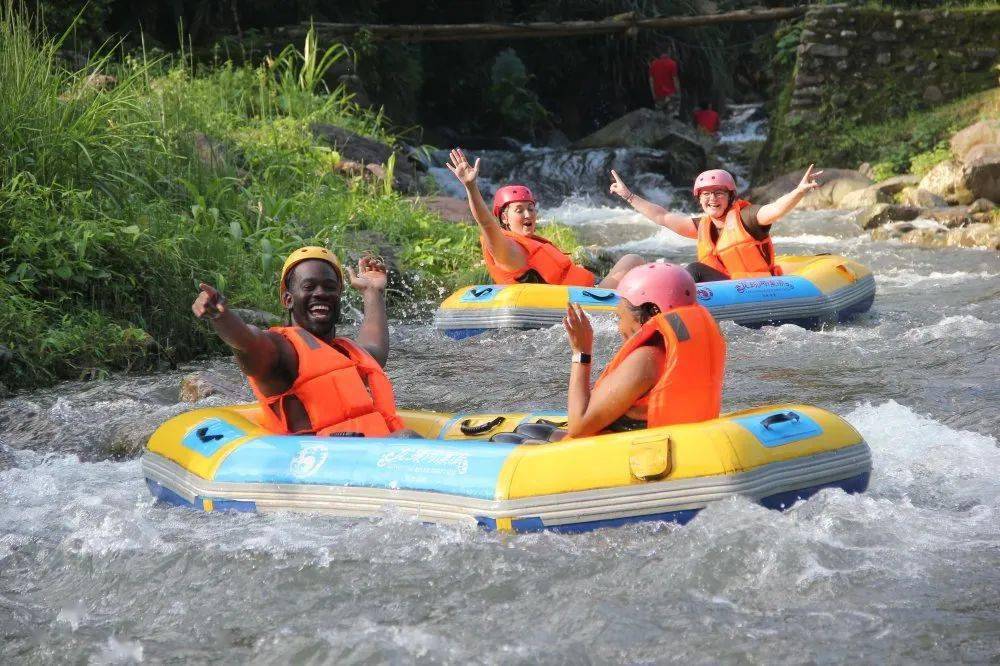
[594,305,726,428]
[248,327,404,437]
[696,199,781,279]
[481,230,595,286]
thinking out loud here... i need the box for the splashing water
[2,105,998,661]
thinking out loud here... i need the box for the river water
[2,110,999,663]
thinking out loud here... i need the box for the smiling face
[501,200,538,235]
[281,259,343,339]
[698,188,733,221]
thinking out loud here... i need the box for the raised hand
[797,164,823,193]
[347,255,388,294]
[445,148,481,186]
[563,303,594,354]
[609,169,634,202]
[192,282,228,320]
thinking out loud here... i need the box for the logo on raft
[735,278,794,294]
[290,444,329,478]
[377,447,470,475]
[696,287,713,300]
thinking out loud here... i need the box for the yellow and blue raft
[142,403,871,533]
[434,254,876,339]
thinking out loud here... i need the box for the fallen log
[273,7,808,44]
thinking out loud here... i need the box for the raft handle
[581,290,615,301]
[761,411,800,430]
[469,287,494,298]
[535,418,569,428]
[460,416,506,436]
[195,427,225,443]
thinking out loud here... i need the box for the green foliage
[489,49,550,137]
[764,88,999,180]
[909,144,953,177]
[0,7,504,390]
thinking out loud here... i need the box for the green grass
[0,6,496,391]
[765,87,999,181]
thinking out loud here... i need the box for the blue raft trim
[477,471,871,533]
[443,328,489,340]
[146,478,257,513]
[568,287,619,306]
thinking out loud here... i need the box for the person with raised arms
[609,166,822,282]
[446,148,646,289]
[192,246,410,438]
[562,262,726,438]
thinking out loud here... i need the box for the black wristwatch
[571,352,592,365]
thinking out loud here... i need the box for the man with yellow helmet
[192,247,406,437]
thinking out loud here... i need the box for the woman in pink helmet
[561,262,726,438]
[446,148,646,288]
[608,166,822,282]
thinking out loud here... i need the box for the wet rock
[857,162,875,179]
[900,187,947,208]
[968,198,997,214]
[310,123,423,193]
[951,222,1000,250]
[840,185,891,209]
[231,308,280,329]
[875,174,921,196]
[179,371,244,403]
[571,108,706,182]
[922,85,944,103]
[408,196,471,224]
[803,43,848,58]
[950,120,1000,162]
[961,145,1000,203]
[919,159,973,205]
[855,203,920,230]
[874,221,1000,251]
[749,168,872,210]
[106,420,159,460]
[918,206,975,228]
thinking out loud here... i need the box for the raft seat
[490,422,566,445]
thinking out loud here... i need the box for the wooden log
[274,7,808,44]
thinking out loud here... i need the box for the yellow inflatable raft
[434,254,876,338]
[142,403,871,532]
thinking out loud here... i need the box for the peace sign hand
[797,164,824,193]
[445,148,481,186]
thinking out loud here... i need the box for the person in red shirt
[648,52,681,118]
[693,101,720,135]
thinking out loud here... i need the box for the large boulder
[961,144,1000,203]
[179,371,245,403]
[409,196,472,224]
[571,109,706,183]
[900,187,947,208]
[919,159,974,205]
[839,185,891,209]
[310,123,424,193]
[749,168,873,210]
[950,120,1000,162]
[854,203,920,230]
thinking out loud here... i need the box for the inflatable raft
[142,403,871,533]
[433,254,875,339]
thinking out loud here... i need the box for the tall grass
[0,7,486,391]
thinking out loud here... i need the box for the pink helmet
[692,169,737,197]
[617,262,696,313]
[492,185,536,218]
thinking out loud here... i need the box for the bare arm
[348,258,390,367]
[192,282,280,377]
[563,305,661,438]
[446,149,527,272]
[609,170,698,238]
[757,164,823,227]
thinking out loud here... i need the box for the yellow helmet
[279,246,343,290]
